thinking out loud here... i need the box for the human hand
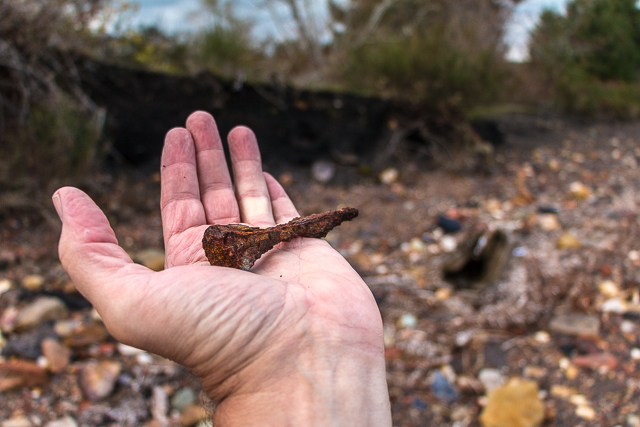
[53,111,391,426]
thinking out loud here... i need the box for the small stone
[41,338,71,373]
[549,313,600,336]
[600,298,627,314]
[0,360,49,392]
[537,206,558,214]
[408,237,426,252]
[550,384,577,398]
[478,369,505,392]
[136,352,154,365]
[435,287,452,301]
[53,319,82,337]
[15,297,68,330]
[151,386,169,424]
[171,387,197,411]
[534,331,550,344]
[62,323,109,348]
[379,168,399,184]
[118,343,146,356]
[397,313,417,329]
[556,232,581,249]
[572,352,617,371]
[1,416,33,427]
[0,278,13,296]
[180,404,209,427]
[598,280,619,298]
[621,320,636,333]
[135,249,166,271]
[440,236,457,253]
[575,405,596,420]
[43,416,78,427]
[430,370,459,405]
[437,215,462,234]
[479,378,544,427]
[311,160,336,183]
[80,359,122,400]
[628,414,640,427]
[21,274,45,291]
[569,181,592,200]
[538,214,561,231]
[631,348,640,360]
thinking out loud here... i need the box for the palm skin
[54,111,390,425]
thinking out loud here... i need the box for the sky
[127,0,569,61]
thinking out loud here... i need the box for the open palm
[54,112,389,424]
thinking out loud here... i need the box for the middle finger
[228,126,274,227]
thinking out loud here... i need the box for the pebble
[430,370,459,405]
[538,214,561,231]
[537,206,558,214]
[80,359,122,400]
[575,404,596,420]
[598,280,619,297]
[0,360,49,392]
[151,385,169,423]
[1,416,33,427]
[171,387,197,411]
[440,236,458,253]
[600,298,627,314]
[62,323,108,347]
[0,278,13,296]
[569,181,592,200]
[397,313,417,329]
[479,378,544,427]
[437,215,462,234]
[478,369,505,392]
[179,404,209,427]
[534,331,551,344]
[311,160,336,183]
[43,416,78,427]
[549,313,600,336]
[41,338,71,373]
[379,167,399,184]
[631,348,640,360]
[135,249,165,271]
[572,352,617,371]
[117,342,146,356]
[628,414,640,427]
[21,274,45,291]
[621,320,636,333]
[15,297,68,331]
[556,232,581,249]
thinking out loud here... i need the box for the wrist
[210,342,391,427]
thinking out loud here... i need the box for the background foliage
[2,0,640,191]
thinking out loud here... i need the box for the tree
[530,0,640,82]
[328,0,519,109]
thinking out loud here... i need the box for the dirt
[2,113,640,426]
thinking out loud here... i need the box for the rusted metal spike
[202,207,358,271]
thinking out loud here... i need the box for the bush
[529,0,640,116]
[0,0,109,189]
[330,0,512,111]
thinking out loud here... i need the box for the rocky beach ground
[1,114,640,426]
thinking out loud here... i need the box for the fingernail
[52,193,63,220]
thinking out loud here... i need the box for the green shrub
[1,94,104,189]
[529,0,640,116]
[331,0,511,111]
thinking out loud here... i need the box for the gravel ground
[1,114,640,426]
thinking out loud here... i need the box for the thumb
[53,187,149,313]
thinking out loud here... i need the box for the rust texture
[202,207,358,271]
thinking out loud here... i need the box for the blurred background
[3,0,640,190]
[2,1,640,426]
